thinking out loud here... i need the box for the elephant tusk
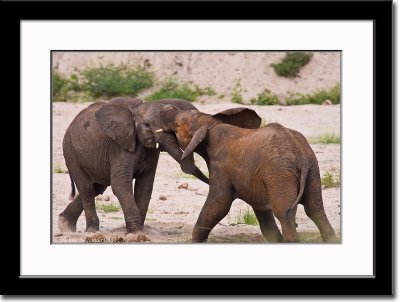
[155,129,163,133]
[156,143,159,149]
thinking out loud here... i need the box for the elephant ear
[95,103,136,153]
[160,104,180,132]
[213,108,261,129]
[181,126,208,161]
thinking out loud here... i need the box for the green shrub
[237,207,259,226]
[147,79,215,102]
[197,86,216,96]
[271,52,313,77]
[309,133,340,144]
[285,84,341,105]
[231,79,244,104]
[96,203,120,213]
[250,89,279,105]
[321,171,340,188]
[52,72,70,102]
[53,72,85,102]
[83,65,154,98]
[54,163,65,174]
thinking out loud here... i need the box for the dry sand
[52,102,341,243]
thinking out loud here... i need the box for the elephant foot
[85,226,100,233]
[58,214,77,233]
[125,232,151,242]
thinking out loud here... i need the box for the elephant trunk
[157,132,209,184]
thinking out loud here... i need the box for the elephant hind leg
[66,163,100,232]
[253,208,282,243]
[268,183,299,242]
[303,179,336,242]
[58,194,83,233]
[59,184,106,232]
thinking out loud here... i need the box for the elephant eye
[143,122,150,128]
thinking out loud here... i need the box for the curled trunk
[157,132,209,184]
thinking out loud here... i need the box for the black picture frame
[4,0,393,296]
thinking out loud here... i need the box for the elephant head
[96,99,209,184]
[133,102,261,176]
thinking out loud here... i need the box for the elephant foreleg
[134,171,157,227]
[112,180,142,234]
[80,189,100,233]
[192,187,233,242]
[253,208,283,243]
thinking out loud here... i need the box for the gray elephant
[132,103,337,243]
[58,97,208,237]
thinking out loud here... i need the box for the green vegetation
[237,207,259,226]
[83,65,154,98]
[285,84,340,105]
[231,79,244,104]
[321,171,341,188]
[52,72,69,102]
[52,72,83,102]
[111,217,123,220]
[53,65,154,102]
[54,164,65,174]
[250,89,279,105]
[310,133,340,144]
[96,203,120,213]
[147,78,215,102]
[271,52,313,77]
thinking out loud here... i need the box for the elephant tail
[286,164,308,219]
[69,174,76,201]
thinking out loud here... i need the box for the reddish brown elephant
[132,103,336,243]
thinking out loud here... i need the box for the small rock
[126,233,150,242]
[137,233,149,242]
[104,196,110,201]
[322,99,333,105]
[178,182,189,189]
[111,235,126,243]
[54,233,63,237]
[64,170,69,174]
[85,233,107,243]
[159,195,167,201]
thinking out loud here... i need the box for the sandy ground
[52,102,340,243]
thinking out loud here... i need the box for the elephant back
[108,97,143,111]
[157,99,199,111]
